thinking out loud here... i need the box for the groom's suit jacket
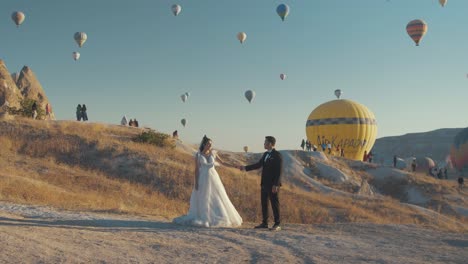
[245,149,283,187]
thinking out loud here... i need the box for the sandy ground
[0,202,467,264]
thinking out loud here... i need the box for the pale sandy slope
[0,202,467,264]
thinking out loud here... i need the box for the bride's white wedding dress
[173,151,243,227]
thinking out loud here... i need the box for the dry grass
[0,118,467,232]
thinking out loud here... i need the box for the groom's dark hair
[265,136,276,146]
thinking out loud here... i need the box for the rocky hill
[373,128,463,166]
[0,60,50,112]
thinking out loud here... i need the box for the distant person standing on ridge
[305,140,311,151]
[340,148,345,157]
[128,119,134,127]
[458,175,464,189]
[367,151,373,163]
[327,143,332,154]
[76,104,82,121]
[393,155,397,168]
[300,139,305,151]
[45,103,52,120]
[444,167,448,179]
[31,101,38,119]
[173,130,178,139]
[363,150,368,162]
[411,159,417,172]
[81,104,88,121]
[134,119,139,127]
[121,115,128,126]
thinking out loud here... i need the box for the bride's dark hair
[199,135,211,152]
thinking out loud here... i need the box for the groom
[240,136,283,231]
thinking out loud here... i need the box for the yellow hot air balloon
[305,99,377,160]
[439,0,447,7]
[406,19,427,46]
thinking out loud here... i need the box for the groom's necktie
[264,152,271,162]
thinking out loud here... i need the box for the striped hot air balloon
[406,19,427,46]
[74,32,88,48]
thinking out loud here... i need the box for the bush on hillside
[6,98,45,120]
[133,129,175,148]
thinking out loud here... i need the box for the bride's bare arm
[214,152,232,167]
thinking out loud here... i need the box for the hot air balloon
[11,11,25,27]
[439,0,447,7]
[450,127,468,173]
[243,146,249,153]
[334,89,342,99]
[280,73,286,80]
[244,90,255,103]
[305,99,377,160]
[181,118,187,127]
[237,32,247,44]
[276,4,289,21]
[406,19,427,46]
[74,32,88,48]
[172,4,182,16]
[72,52,80,61]
[181,93,188,103]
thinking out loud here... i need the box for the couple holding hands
[174,136,283,231]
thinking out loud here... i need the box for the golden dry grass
[0,118,466,232]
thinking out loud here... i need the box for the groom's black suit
[245,149,283,225]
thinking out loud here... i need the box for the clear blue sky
[2,0,467,152]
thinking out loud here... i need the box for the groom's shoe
[270,223,281,231]
[254,223,269,229]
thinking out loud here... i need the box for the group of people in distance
[120,115,139,127]
[76,104,88,121]
[300,139,345,157]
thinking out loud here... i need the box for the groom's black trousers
[261,186,280,225]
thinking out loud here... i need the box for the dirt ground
[0,204,466,264]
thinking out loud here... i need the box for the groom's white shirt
[264,150,272,162]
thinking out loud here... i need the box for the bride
[173,135,243,227]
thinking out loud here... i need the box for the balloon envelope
[406,19,427,46]
[450,127,468,172]
[72,52,80,61]
[243,146,249,153]
[11,11,25,27]
[276,4,289,21]
[414,157,436,173]
[280,73,286,80]
[181,118,187,127]
[244,90,255,103]
[305,99,377,160]
[237,32,247,44]
[334,89,342,99]
[439,0,447,7]
[74,32,88,48]
[181,94,188,103]
[172,4,182,16]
